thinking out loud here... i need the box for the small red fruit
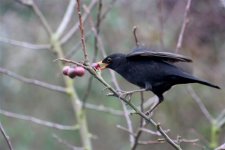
[62,66,70,75]
[91,63,100,70]
[74,66,85,77]
[67,67,76,78]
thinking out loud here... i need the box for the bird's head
[95,53,126,70]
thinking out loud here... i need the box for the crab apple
[67,67,77,78]
[62,66,70,75]
[74,66,85,77]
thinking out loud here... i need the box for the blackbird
[96,47,220,112]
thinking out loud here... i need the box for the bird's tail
[193,79,220,89]
[175,73,221,89]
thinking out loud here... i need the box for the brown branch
[131,91,145,150]
[76,0,88,63]
[175,0,192,52]
[0,67,67,93]
[0,109,78,130]
[0,122,14,150]
[81,0,102,108]
[60,0,98,44]
[133,26,139,47]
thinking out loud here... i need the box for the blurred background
[0,0,225,150]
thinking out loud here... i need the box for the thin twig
[60,0,98,44]
[157,0,164,48]
[0,122,14,150]
[31,1,53,36]
[84,103,123,116]
[187,85,213,123]
[53,134,84,150]
[133,26,139,47]
[0,109,78,130]
[175,0,192,52]
[139,127,163,136]
[217,108,225,122]
[81,0,102,109]
[138,138,199,145]
[0,67,67,93]
[55,0,76,38]
[76,0,89,63]
[0,37,50,50]
[131,91,145,150]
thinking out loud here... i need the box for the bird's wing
[126,50,192,63]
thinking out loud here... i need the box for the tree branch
[60,0,98,44]
[55,0,76,38]
[175,0,192,52]
[0,37,50,50]
[0,109,78,130]
[0,121,14,150]
[0,67,67,93]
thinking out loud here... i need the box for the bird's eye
[106,58,112,63]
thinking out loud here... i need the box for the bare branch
[138,138,199,145]
[53,134,83,150]
[131,91,144,150]
[84,103,123,116]
[116,125,135,136]
[0,67,67,93]
[187,85,213,123]
[60,0,98,44]
[0,122,14,150]
[31,2,53,36]
[55,0,76,38]
[0,37,50,50]
[76,0,89,63]
[175,0,192,52]
[0,109,78,130]
[139,127,164,136]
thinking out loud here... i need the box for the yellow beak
[97,61,109,70]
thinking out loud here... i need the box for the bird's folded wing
[127,50,192,63]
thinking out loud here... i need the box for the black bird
[96,47,220,112]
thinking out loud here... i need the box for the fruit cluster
[62,65,85,79]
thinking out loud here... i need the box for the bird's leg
[145,95,164,116]
[117,88,146,99]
